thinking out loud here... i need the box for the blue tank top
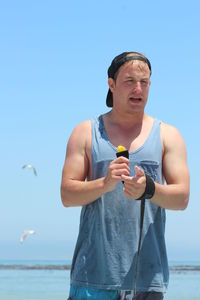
[70,115,169,292]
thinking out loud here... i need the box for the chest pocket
[137,160,160,181]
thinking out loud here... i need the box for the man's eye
[141,80,148,85]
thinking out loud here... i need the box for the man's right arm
[60,120,130,207]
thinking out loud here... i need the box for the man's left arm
[151,123,190,210]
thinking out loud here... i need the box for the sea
[0,260,200,300]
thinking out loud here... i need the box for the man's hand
[104,156,130,192]
[122,165,146,200]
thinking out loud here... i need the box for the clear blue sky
[1,0,199,261]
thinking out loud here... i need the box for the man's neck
[102,110,153,151]
[107,109,147,129]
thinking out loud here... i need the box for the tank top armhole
[90,115,101,180]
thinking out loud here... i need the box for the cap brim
[106,89,113,107]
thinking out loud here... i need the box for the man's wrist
[135,174,155,201]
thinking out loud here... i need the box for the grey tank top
[70,115,169,292]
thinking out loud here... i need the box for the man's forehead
[119,60,150,77]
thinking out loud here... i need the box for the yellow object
[117,145,127,152]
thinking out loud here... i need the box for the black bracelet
[135,174,155,200]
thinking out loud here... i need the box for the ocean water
[0,260,200,300]
[0,260,70,300]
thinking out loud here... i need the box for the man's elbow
[60,184,72,208]
[179,190,190,210]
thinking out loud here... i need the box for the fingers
[121,165,144,182]
[123,180,145,200]
[107,158,146,199]
[122,174,144,187]
[134,165,145,178]
[114,156,129,164]
[121,167,146,200]
[110,157,130,176]
[104,157,130,192]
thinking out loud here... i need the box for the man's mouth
[129,97,142,102]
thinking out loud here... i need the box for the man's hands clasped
[104,157,146,200]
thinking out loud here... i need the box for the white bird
[20,230,35,244]
[22,164,37,176]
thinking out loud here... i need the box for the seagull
[20,230,35,244]
[22,164,37,176]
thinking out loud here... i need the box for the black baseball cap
[106,52,152,107]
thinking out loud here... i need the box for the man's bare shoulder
[160,121,182,136]
[160,121,186,151]
[67,120,92,152]
[71,120,91,136]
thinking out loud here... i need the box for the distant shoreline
[1,264,200,272]
[0,264,71,270]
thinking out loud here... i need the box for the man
[60,52,190,300]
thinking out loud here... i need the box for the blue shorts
[68,285,164,300]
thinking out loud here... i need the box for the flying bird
[22,164,37,176]
[20,230,35,244]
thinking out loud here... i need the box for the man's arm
[122,123,190,210]
[60,120,130,207]
[151,123,190,210]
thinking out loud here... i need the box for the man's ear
[108,78,115,93]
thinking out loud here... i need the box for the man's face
[109,60,151,113]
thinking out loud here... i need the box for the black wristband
[135,174,155,200]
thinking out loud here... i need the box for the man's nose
[132,81,142,93]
